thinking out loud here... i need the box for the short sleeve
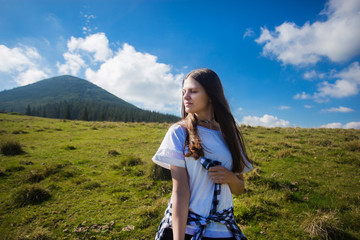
[240,149,253,174]
[152,124,186,169]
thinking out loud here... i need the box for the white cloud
[243,28,255,39]
[320,121,360,129]
[321,106,354,113]
[317,79,358,98]
[256,0,360,65]
[303,70,326,80]
[57,33,112,75]
[295,62,360,101]
[241,114,292,128]
[56,33,184,113]
[303,70,317,79]
[294,91,312,100]
[67,33,112,61]
[279,106,291,110]
[320,122,343,128]
[57,52,86,76]
[0,45,38,72]
[304,105,312,109]
[85,42,184,113]
[0,44,48,86]
[81,12,97,35]
[14,68,49,86]
[318,61,360,98]
[344,122,360,129]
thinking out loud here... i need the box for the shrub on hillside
[19,160,34,165]
[344,140,360,152]
[12,130,28,134]
[13,186,51,207]
[110,164,121,170]
[25,170,45,183]
[44,165,61,177]
[17,226,54,240]
[64,145,76,150]
[1,140,25,156]
[5,165,25,172]
[44,163,71,177]
[150,163,171,181]
[309,139,334,147]
[282,190,302,202]
[302,210,344,240]
[108,150,120,156]
[83,181,101,190]
[120,155,143,166]
[59,170,76,178]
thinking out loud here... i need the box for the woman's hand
[208,166,236,184]
[208,166,245,195]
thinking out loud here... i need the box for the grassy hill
[0,75,180,122]
[0,75,136,113]
[0,113,359,239]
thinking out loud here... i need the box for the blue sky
[0,0,359,128]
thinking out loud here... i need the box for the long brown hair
[181,68,249,173]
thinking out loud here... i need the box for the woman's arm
[208,166,245,195]
[170,165,190,240]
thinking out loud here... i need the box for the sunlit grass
[0,114,359,239]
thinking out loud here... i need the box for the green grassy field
[0,113,359,240]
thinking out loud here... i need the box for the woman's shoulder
[167,121,186,137]
[169,121,186,131]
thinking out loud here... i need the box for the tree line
[25,100,179,123]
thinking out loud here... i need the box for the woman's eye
[182,89,197,95]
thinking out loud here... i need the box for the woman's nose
[183,92,190,99]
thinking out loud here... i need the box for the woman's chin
[185,108,195,114]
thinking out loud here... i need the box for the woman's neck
[195,114,220,131]
[194,109,214,122]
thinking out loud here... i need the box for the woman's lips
[184,102,192,106]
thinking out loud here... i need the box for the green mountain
[0,75,179,122]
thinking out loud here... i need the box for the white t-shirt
[152,124,253,238]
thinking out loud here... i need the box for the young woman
[152,68,252,240]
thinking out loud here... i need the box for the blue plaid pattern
[155,201,173,240]
[155,157,247,240]
[199,157,221,216]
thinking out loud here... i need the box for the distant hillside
[0,75,179,122]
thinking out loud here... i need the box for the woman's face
[182,77,212,116]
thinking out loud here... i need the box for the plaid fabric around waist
[155,157,247,240]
